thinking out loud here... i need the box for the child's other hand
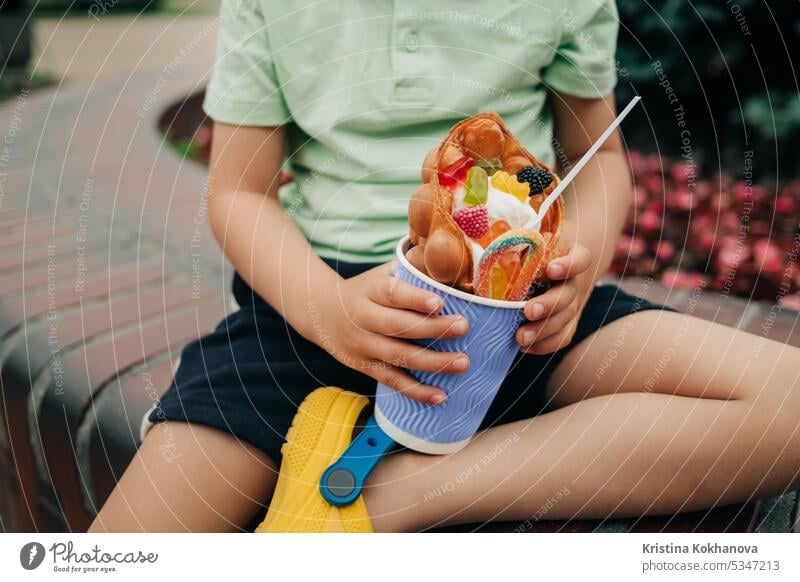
[313,262,469,405]
[516,242,592,355]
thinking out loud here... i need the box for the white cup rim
[396,236,527,309]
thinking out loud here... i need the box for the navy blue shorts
[147,260,670,463]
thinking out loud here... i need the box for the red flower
[638,210,661,232]
[616,234,646,259]
[615,149,796,301]
[733,181,752,203]
[670,161,695,184]
[655,240,675,261]
[616,234,632,255]
[775,195,795,214]
[716,239,749,273]
[709,190,727,213]
[646,200,664,214]
[753,239,783,274]
[722,212,741,231]
[695,231,717,253]
[632,185,648,207]
[629,236,646,258]
[643,174,663,196]
[669,186,696,211]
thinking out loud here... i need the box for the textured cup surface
[374,237,526,454]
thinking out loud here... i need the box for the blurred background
[0,0,799,533]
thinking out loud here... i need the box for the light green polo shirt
[203,0,619,263]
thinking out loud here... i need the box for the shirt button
[404,30,420,52]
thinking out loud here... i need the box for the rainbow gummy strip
[474,229,546,301]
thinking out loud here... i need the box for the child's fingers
[369,275,443,314]
[519,321,577,355]
[516,302,577,348]
[372,364,446,404]
[368,337,469,376]
[524,283,577,321]
[372,307,468,340]
[546,244,591,280]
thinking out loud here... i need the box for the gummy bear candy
[463,166,488,206]
[499,248,524,288]
[489,263,508,300]
[490,171,530,202]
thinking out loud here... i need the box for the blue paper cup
[374,236,527,454]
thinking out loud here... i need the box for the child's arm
[208,122,468,404]
[517,93,633,354]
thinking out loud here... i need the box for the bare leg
[364,311,800,532]
[90,422,277,532]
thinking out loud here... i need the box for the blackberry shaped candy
[516,166,553,194]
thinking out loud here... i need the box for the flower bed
[613,152,799,308]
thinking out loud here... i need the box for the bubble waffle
[407,112,564,299]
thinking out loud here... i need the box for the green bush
[616,0,800,178]
[0,70,54,101]
[34,0,162,17]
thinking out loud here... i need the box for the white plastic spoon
[533,95,642,225]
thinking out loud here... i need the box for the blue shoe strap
[319,415,395,507]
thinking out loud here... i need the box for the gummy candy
[463,166,488,206]
[437,156,475,190]
[489,263,508,300]
[453,205,489,239]
[499,248,524,287]
[474,229,547,301]
[490,171,530,202]
[475,219,511,248]
[516,166,553,194]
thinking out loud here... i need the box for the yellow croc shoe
[255,387,374,533]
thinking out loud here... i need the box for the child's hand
[516,242,592,355]
[313,262,469,404]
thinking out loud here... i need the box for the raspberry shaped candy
[453,205,489,239]
[516,166,553,194]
